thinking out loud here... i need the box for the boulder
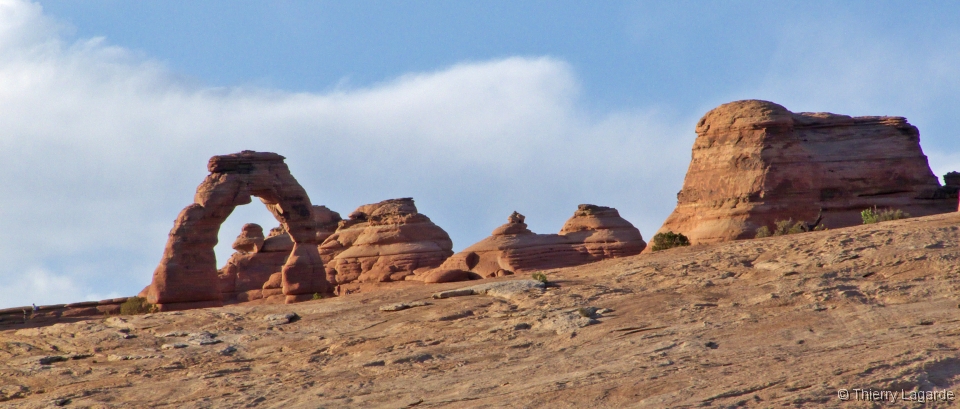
[319,198,454,284]
[231,223,265,253]
[422,205,645,279]
[656,100,959,245]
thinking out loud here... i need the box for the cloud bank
[0,0,691,308]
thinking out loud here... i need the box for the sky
[2,0,959,308]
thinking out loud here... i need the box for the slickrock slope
[3,212,959,408]
[144,151,332,311]
[320,198,454,286]
[658,100,957,245]
[423,205,646,280]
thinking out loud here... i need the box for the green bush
[773,219,805,236]
[119,297,155,315]
[651,231,691,251]
[757,218,827,239]
[531,272,548,284]
[312,293,322,300]
[862,207,910,224]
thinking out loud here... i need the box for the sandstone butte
[656,99,959,245]
[420,205,647,281]
[142,151,334,311]
[319,198,455,289]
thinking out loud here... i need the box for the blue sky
[2,0,959,308]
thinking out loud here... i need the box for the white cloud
[0,0,691,308]
[0,267,78,307]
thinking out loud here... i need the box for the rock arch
[145,151,332,311]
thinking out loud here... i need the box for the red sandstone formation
[217,224,294,304]
[319,198,454,285]
[232,223,265,253]
[656,100,959,245]
[560,204,648,258]
[421,205,646,280]
[945,172,960,211]
[144,151,332,311]
[311,205,343,243]
[216,206,342,304]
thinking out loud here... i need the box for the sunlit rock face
[419,205,646,282]
[657,100,958,245]
[319,198,454,284]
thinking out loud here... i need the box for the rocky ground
[2,212,960,408]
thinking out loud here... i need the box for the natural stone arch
[145,151,332,311]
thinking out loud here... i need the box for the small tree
[877,208,910,222]
[755,226,772,238]
[651,231,691,251]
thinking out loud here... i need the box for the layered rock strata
[657,100,958,245]
[319,198,454,284]
[423,205,646,280]
[144,151,332,311]
[560,204,648,258]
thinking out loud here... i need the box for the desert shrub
[531,272,548,284]
[119,297,155,315]
[787,222,804,234]
[862,207,910,224]
[651,231,691,251]
[758,218,826,238]
[877,208,909,222]
[312,293,322,300]
[772,218,805,236]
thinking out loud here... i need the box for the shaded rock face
[231,223,265,254]
[216,206,342,304]
[944,172,960,211]
[424,205,646,280]
[319,198,454,284]
[657,100,958,245]
[145,151,333,311]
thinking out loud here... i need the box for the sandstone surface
[319,198,454,286]
[4,213,960,408]
[657,100,958,245]
[144,151,332,311]
[424,205,646,279]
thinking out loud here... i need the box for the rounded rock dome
[696,100,794,134]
